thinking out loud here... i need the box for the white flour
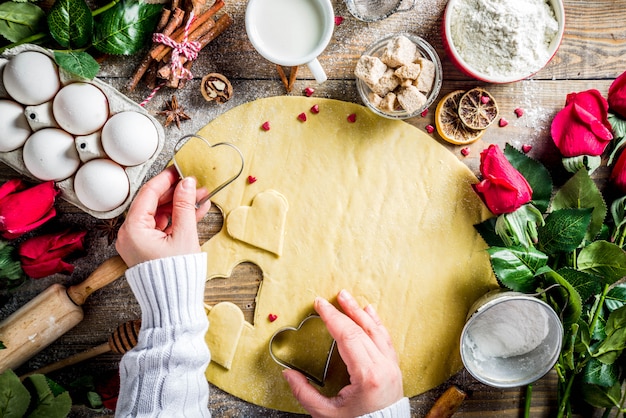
[466,299,550,359]
[450,0,559,79]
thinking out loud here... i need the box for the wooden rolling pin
[20,319,141,380]
[0,256,128,373]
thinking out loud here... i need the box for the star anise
[158,95,190,129]
[96,215,125,246]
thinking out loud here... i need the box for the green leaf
[0,370,30,418]
[593,305,626,363]
[92,0,163,55]
[24,375,71,418]
[541,267,583,327]
[0,240,26,290]
[474,218,505,247]
[605,283,626,311]
[610,195,626,245]
[557,267,602,303]
[551,169,607,242]
[53,51,99,79]
[578,240,626,285]
[581,381,622,409]
[487,246,547,292]
[538,208,593,255]
[504,144,553,213]
[0,2,45,42]
[47,0,93,48]
[582,357,619,386]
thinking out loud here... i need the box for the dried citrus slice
[458,87,499,130]
[435,90,485,145]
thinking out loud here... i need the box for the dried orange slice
[435,90,485,145]
[458,87,499,130]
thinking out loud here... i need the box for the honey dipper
[20,319,141,380]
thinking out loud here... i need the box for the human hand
[283,289,404,418]
[116,166,211,267]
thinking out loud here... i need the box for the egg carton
[0,44,165,219]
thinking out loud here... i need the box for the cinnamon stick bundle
[128,0,231,92]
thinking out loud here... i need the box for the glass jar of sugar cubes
[355,33,442,120]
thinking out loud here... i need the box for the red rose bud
[473,144,533,215]
[611,149,626,193]
[608,70,626,119]
[19,230,86,278]
[551,89,613,157]
[0,179,59,239]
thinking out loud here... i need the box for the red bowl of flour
[442,0,565,84]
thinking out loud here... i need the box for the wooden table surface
[2,0,625,416]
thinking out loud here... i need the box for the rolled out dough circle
[175,96,497,413]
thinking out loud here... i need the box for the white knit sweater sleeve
[359,397,411,418]
[115,253,211,418]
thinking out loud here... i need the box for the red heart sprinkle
[498,118,508,127]
[420,108,429,117]
[347,113,357,123]
[304,87,315,97]
[514,108,525,118]
[268,313,278,322]
[298,112,307,122]
[481,95,490,104]
[461,147,470,156]
[334,16,344,26]
[311,104,320,114]
[425,124,435,133]
[261,121,270,131]
[247,175,257,184]
[522,144,532,153]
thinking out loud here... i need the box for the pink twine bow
[152,12,201,81]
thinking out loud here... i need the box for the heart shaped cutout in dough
[171,134,244,205]
[269,315,336,387]
[226,190,289,256]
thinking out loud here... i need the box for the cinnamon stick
[157,13,232,80]
[151,0,224,62]
[128,7,185,91]
[288,66,298,91]
[276,65,289,91]
[424,386,467,418]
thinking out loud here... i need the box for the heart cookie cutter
[269,315,336,387]
[171,134,244,207]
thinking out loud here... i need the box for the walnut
[200,73,233,104]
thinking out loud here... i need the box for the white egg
[53,82,109,135]
[74,159,130,212]
[3,51,60,105]
[23,128,80,181]
[0,100,32,152]
[101,111,159,166]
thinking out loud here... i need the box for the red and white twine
[140,12,200,107]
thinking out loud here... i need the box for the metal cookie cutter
[269,315,336,387]
[171,134,244,207]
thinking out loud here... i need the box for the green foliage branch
[476,142,626,418]
[0,0,162,79]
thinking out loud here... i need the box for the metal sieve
[344,0,415,22]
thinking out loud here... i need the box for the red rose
[0,179,59,239]
[473,144,533,215]
[551,89,613,157]
[609,70,626,119]
[611,149,626,193]
[19,230,86,278]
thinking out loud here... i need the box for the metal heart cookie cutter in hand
[269,315,337,387]
[171,134,244,207]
